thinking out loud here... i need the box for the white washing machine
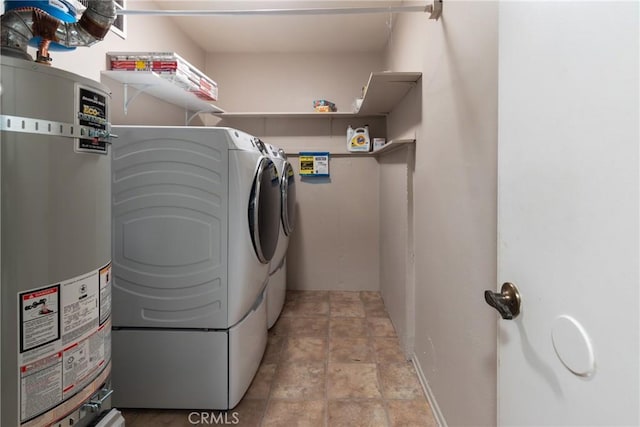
[110,126,281,410]
[264,143,297,328]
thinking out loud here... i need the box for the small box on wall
[299,152,330,177]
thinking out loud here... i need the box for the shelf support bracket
[123,83,154,115]
[426,0,443,20]
[185,109,209,125]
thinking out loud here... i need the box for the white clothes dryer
[110,126,280,410]
[264,143,297,328]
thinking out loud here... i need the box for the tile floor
[121,290,437,426]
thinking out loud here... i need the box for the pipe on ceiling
[118,1,442,19]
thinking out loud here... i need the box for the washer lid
[248,157,280,263]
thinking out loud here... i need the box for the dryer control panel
[224,127,263,153]
[265,143,287,160]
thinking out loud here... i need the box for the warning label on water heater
[20,286,61,352]
[17,263,112,424]
[76,86,109,154]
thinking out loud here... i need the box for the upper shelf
[217,112,358,119]
[284,138,415,157]
[101,70,225,114]
[371,138,415,155]
[217,71,422,119]
[101,70,421,119]
[356,71,422,115]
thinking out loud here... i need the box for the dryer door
[249,157,280,263]
[281,161,297,236]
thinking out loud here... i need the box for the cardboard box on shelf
[314,105,335,113]
[312,99,336,112]
[373,138,386,150]
[107,51,218,101]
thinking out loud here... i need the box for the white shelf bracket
[123,83,154,115]
[185,109,209,125]
[427,0,443,20]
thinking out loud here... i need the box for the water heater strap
[0,114,113,141]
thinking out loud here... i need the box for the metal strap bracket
[0,114,115,142]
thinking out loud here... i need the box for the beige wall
[378,144,414,352]
[286,155,380,291]
[378,75,421,356]
[206,52,385,291]
[384,2,499,426]
[204,52,383,114]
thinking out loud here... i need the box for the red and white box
[107,51,219,101]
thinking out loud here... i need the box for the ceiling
[136,1,429,53]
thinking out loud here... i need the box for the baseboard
[411,353,448,427]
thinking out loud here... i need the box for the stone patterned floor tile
[363,299,389,317]
[230,399,267,427]
[386,399,437,427]
[281,336,328,363]
[328,399,389,427]
[287,317,330,337]
[329,337,375,363]
[286,290,329,303]
[329,290,363,302]
[327,363,382,399]
[330,300,366,317]
[367,317,397,337]
[360,291,384,303]
[262,400,325,427]
[262,334,285,364]
[271,362,326,399]
[378,362,425,399]
[269,316,292,337]
[244,363,276,399]
[330,317,369,337]
[282,299,330,317]
[373,337,408,364]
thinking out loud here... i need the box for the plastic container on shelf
[346,125,371,152]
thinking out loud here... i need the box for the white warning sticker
[19,352,63,423]
[20,286,60,352]
[61,270,99,346]
[18,263,112,424]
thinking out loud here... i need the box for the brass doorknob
[484,282,521,320]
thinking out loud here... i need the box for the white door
[495,2,639,425]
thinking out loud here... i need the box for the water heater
[0,55,119,426]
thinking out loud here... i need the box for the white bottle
[347,125,370,152]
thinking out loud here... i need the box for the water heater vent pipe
[0,0,117,63]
